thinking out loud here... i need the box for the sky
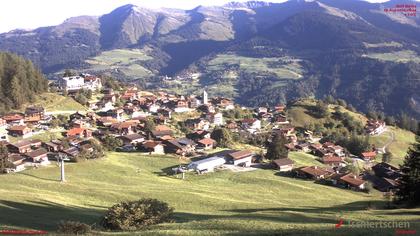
[0,0,398,33]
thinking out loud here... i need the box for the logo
[335,211,344,229]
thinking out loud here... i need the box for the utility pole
[59,154,65,182]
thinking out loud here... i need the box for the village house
[65,128,93,139]
[164,138,196,156]
[360,151,377,161]
[25,106,45,118]
[25,148,49,165]
[118,133,145,145]
[7,139,42,154]
[81,73,102,90]
[197,138,216,150]
[213,98,234,110]
[107,108,124,121]
[110,121,138,135]
[58,74,102,91]
[188,156,226,173]
[187,130,211,142]
[185,118,210,131]
[6,154,26,172]
[3,114,25,125]
[7,125,32,137]
[97,116,118,127]
[188,96,201,108]
[372,162,402,179]
[241,118,261,132]
[321,155,343,166]
[365,119,386,135]
[42,141,61,152]
[225,121,238,131]
[141,140,165,155]
[272,158,294,172]
[226,150,254,167]
[24,115,42,126]
[206,113,223,126]
[295,143,310,152]
[295,166,333,180]
[327,145,346,157]
[0,118,8,142]
[61,147,80,160]
[336,173,366,190]
[273,114,289,125]
[274,105,286,113]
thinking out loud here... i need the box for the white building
[59,76,85,91]
[206,112,223,126]
[188,156,226,173]
[58,74,102,91]
[203,90,208,105]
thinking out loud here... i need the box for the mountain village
[0,73,399,194]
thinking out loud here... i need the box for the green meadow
[0,152,419,235]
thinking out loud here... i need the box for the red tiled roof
[66,128,86,136]
[340,173,365,187]
[361,151,376,159]
[155,125,171,132]
[198,138,215,145]
[8,125,30,131]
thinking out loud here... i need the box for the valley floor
[0,152,419,235]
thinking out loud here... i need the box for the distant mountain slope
[0,0,419,118]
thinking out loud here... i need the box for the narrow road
[376,128,395,153]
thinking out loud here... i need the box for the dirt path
[377,128,395,153]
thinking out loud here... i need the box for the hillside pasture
[0,152,419,235]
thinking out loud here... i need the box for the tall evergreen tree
[265,134,289,160]
[396,123,420,206]
[211,128,233,148]
[0,144,10,173]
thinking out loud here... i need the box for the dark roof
[120,133,144,141]
[340,173,365,187]
[9,139,41,148]
[62,147,80,156]
[25,148,48,158]
[177,138,195,146]
[152,130,173,137]
[227,150,253,160]
[143,141,162,149]
[272,158,294,167]
[298,166,332,177]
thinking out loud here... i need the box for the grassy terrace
[370,127,416,166]
[13,93,86,113]
[85,48,153,78]
[0,152,419,235]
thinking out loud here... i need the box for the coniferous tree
[211,128,233,148]
[265,134,289,160]
[0,144,10,173]
[396,124,420,206]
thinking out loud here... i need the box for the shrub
[101,198,174,231]
[57,220,92,235]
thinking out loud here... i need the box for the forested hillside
[0,52,48,113]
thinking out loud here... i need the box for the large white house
[58,74,102,91]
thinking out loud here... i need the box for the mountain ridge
[0,0,419,118]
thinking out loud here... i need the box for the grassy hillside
[370,127,416,166]
[288,99,415,162]
[0,152,419,235]
[362,50,420,63]
[84,48,154,79]
[287,99,367,128]
[14,93,86,113]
